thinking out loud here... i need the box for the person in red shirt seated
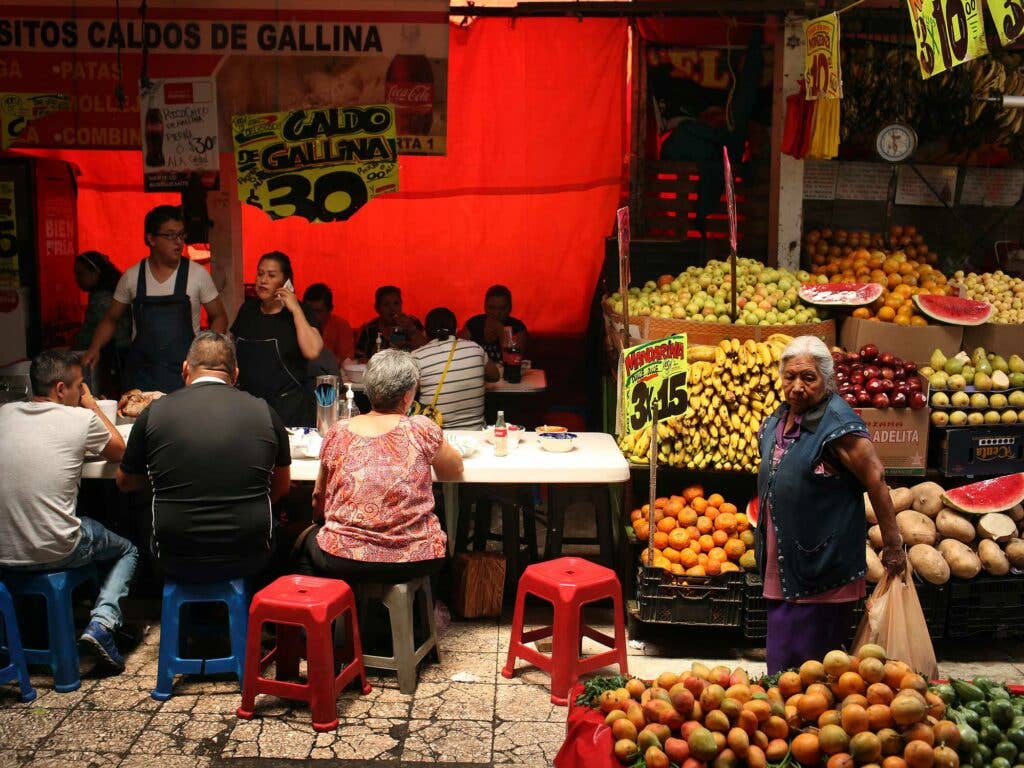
[303,283,354,364]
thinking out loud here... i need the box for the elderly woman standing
[298,349,463,582]
[757,336,906,673]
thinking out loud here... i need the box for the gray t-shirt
[0,401,112,566]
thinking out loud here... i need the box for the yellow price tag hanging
[804,13,843,100]
[621,334,689,436]
[986,0,1024,46]
[907,0,988,79]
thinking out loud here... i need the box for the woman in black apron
[230,251,323,427]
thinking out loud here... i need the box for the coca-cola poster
[140,77,220,192]
[232,103,398,223]
[0,1,449,155]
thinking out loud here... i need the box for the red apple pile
[833,345,927,411]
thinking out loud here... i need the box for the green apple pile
[922,347,1024,427]
[606,259,822,326]
[953,270,1024,323]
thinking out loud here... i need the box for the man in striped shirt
[412,308,499,430]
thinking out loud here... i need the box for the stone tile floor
[1,606,1022,768]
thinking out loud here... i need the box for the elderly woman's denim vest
[755,393,868,600]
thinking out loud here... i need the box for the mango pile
[631,485,756,577]
[618,335,791,473]
[582,644,1006,768]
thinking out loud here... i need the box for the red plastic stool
[501,556,628,705]
[237,575,370,731]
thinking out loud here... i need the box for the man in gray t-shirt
[0,351,138,671]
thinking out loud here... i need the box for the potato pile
[864,482,1024,584]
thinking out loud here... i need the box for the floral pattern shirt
[316,415,447,562]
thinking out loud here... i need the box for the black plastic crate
[946,574,1024,638]
[637,566,744,626]
[743,573,767,640]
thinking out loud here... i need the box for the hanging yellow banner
[232,104,398,223]
[1,93,70,150]
[621,334,689,436]
[986,0,1024,46]
[906,0,988,79]
[804,13,843,100]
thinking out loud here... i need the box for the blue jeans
[6,517,138,630]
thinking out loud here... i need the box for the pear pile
[922,347,1024,427]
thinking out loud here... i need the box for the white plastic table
[82,428,628,555]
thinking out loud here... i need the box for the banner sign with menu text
[906,0,988,79]
[0,181,19,289]
[621,334,689,436]
[803,13,843,100]
[232,103,398,223]
[0,0,448,155]
[140,77,220,191]
[1,92,70,149]
[986,0,1024,45]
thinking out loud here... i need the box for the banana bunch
[619,334,793,472]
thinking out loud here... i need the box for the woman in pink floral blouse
[298,349,464,582]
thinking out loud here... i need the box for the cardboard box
[961,324,1024,357]
[931,424,1024,477]
[853,405,930,476]
[839,317,963,365]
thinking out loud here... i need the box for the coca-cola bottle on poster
[386,24,434,136]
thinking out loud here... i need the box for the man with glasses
[116,332,291,583]
[82,205,228,394]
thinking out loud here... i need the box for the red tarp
[20,17,628,335]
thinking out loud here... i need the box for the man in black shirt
[116,332,292,582]
[459,284,528,363]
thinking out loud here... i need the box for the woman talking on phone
[230,251,323,427]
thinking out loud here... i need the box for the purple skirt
[765,599,856,674]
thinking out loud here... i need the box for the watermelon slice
[941,473,1024,515]
[798,282,884,307]
[913,294,994,326]
[746,496,759,528]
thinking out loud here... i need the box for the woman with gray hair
[297,349,463,582]
[756,336,904,673]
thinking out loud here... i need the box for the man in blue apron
[82,205,228,395]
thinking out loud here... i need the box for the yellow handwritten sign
[232,104,398,223]
[804,13,843,100]
[986,0,1024,45]
[906,0,988,79]
[622,334,689,436]
[1,93,70,150]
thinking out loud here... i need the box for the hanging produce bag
[852,562,938,680]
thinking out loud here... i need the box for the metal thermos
[315,375,339,436]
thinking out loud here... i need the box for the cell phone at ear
[284,279,294,293]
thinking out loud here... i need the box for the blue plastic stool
[0,565,97,692]
[152,578,248,701]
[0,582,36,702]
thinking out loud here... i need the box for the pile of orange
[631,485,753,577]
[803,226,951,325]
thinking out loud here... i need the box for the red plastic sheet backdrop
[21,17,628,335]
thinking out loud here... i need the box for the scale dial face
[875,123,918,163]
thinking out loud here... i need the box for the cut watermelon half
[913,294,993,326]
[746,496,759,528]
[798,282,883,307]
[941,473,1024,515]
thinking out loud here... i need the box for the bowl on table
[538,432,577,452]
[483,424,523,449]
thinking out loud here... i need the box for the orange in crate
[696,516,713,534]
[711,530,729,547]
[691,497,708,514]
[677,507,698,527]
[698,534,715,553]
[707,493,725,508]
[668,528,690,550]
[682,485,704,502]
[652,531,669,549]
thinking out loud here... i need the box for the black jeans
[296,526,444,584]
